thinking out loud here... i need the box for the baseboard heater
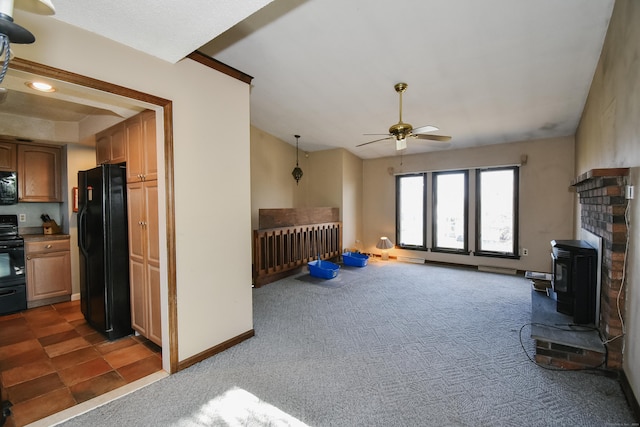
[397,256,425,264]
[477,265,517,275]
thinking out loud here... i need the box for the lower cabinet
[127,180,161,345]
[25,238,72,308]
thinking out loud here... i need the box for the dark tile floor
[0,300,162,426]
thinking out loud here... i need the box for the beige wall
[14,11,253,364]
[342,150,363,250]
[575,0,640,400]
[65,144,100,296]
[250,127,306,229]
[363,136,575,272]
[249,132,364,250]
[306,149,343,209]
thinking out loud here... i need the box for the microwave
[0,172,18,205]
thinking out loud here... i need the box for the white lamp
[376,237,394,260]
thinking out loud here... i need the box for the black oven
[0,215,26,315]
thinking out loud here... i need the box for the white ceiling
[50,0,276,64]
[3,0,615,159]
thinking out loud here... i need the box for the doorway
[2,58,177,373]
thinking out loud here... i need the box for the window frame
[395,173,427,251]
[474,166,520,259]
[431,170,469,254]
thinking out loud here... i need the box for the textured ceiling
[200,0,615,159]
[51,0,275,63]
[2,0,615,160]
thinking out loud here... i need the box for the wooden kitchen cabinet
[0,142,17,171]
[127,179,161,345]
[17,144,62,202]
[95,122,126,165]
[126,110,157,183]
[25,238,72,308]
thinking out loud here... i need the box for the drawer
[26,239,70,254]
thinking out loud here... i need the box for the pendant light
[292,134,303,185]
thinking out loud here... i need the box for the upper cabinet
[0,142,17,171]
[17,144,62,202]
[126,110,157,183]
[95,122,126,165]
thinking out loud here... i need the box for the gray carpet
[59,261,636,426]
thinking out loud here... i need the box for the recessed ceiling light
[26,81,56,93]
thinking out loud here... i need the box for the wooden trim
[162,103,179,374]
[572,168,630,186]
[186,51,253,84]
[620,370,640,422]
[177,329,255,371]
[10,58,171,106]
[10,58,179,374]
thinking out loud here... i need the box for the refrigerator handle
[78,204,88,256]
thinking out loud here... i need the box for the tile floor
[0,300,162,427]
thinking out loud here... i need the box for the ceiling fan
[357,82,451,151]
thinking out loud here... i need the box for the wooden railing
[253,221,342,287]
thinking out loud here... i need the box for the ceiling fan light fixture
[14,0,56,15]
[357,82,452,150]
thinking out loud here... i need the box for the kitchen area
[0,69,164,425]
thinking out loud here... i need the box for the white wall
[575,0,640,402]
[362,136,576,272]
[14,11,253,363]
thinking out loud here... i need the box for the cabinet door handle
[45,244,52,249]
[27,255,31,260]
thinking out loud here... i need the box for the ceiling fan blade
[363,133,392,136]
[413,134,452,142]
[412,125,439,134]
[356,136,393,147]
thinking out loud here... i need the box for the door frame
[9,57,179,373]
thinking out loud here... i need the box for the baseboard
[71,293,80,301]
[477,265,518,275]
[620,369,640,422]
[396,256,425,264]
[177,329,255,371]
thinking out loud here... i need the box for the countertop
[22,233,71,242]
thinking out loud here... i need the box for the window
[396,174,426,249]
[395,166,519,259]
[432,171,468,253]
[475,166,519,258]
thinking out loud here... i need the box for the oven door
[0,239,25,287]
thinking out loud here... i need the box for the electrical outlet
[19,214,26,222]
[522,248,529,256]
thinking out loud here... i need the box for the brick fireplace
[571,168,630,369]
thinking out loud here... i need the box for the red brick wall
[572,168,630,369]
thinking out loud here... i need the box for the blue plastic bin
[342,252,369,267]
[308,259,340,279]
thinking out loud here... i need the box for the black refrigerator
[78,163,132,340]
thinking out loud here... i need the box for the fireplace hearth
[532,168,629,370]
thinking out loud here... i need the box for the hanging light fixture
[292,134,303,185]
